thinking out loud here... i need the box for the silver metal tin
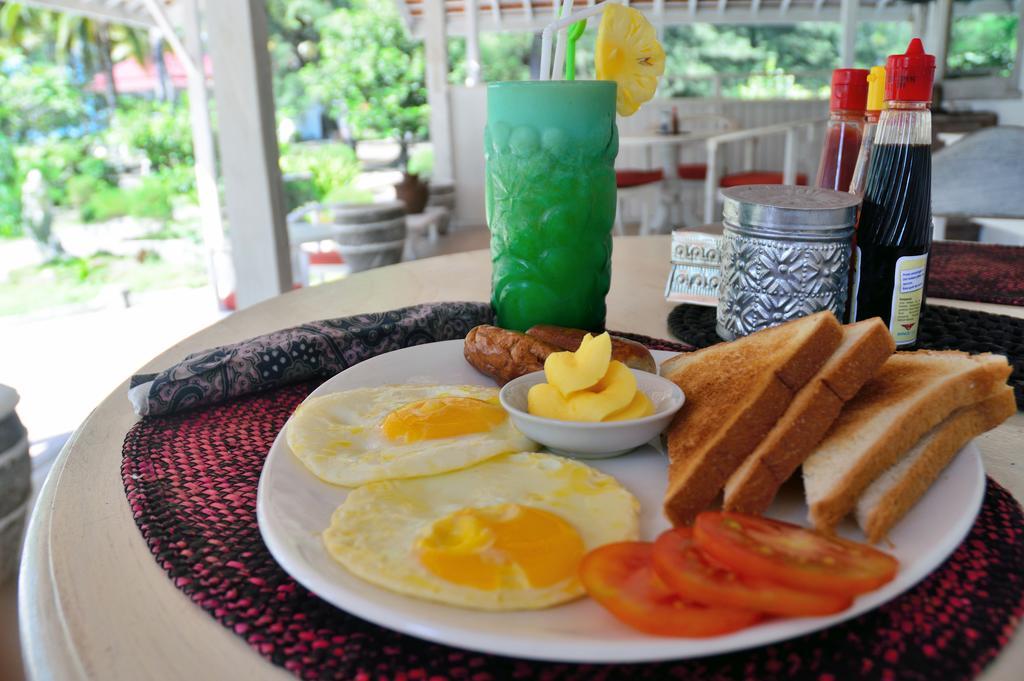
[716,185,860,340]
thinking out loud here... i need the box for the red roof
[90,52,212,94]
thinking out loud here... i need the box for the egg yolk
[416,504,585,590]
[381,397,507,443]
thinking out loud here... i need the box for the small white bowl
[499,369,685,459]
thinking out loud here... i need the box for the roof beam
[751,0,762,14]
[689,0,698,16]
[141,0,200,82]
[490,0,501,27]
[718,0,727,13]
[522,0,533,20]
[876,0,891,11]
[18,0,154,27]
[779,0,792,14]
[814,0,826,11]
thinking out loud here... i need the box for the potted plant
[394,143,432,215]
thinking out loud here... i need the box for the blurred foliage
[108,98,195,170]
[406,145,434,179]
[14,135,117,207]
[79,169,187,223]
[0,131,20,236]
[279,142,361,204]
[448,33,534,84]
[0,49,95,142]
[948,13,1018,79]
[270,0,427,143]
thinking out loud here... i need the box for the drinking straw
[551,0,575,81]
[564,20,587,81]
[539,1,617,81]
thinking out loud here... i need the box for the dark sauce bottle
[851,39,936,348]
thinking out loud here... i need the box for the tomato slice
[652,528,852,616]
[579,541,761,637]
[693,512,899,597]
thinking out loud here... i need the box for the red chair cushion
[677,163,708,180]
[616,169,664,188]
[719,171,808,188]
[308,251,344,266]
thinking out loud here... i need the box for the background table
[19,236,1024,680]
[619,133,715,230]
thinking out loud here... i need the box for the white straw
[551,0,575,81]
[538,1,618,81]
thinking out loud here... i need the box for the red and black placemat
[928,241,1024,307]
[123,345,1024,681]
[669,303,1024,410]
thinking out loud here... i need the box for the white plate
[257,340,985,664]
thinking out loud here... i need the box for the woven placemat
[123,338,1024,681]
[668,304,1024,410]
[929,241,1024,307]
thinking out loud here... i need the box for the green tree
[295,0,427,159]
[0,49,91,142]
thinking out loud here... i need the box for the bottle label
[848,246,861,323]
[889,253,928,346]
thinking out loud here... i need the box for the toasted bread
[855,385,1015,543]
[723,318,895,515]
[661,311,844,526]
[802,351,1012,532]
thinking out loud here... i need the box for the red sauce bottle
[816,68,869,192]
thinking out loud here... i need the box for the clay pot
[394,172,429,215]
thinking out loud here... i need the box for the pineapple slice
[595,4,666,116]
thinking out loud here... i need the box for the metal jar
[716,185,860,340]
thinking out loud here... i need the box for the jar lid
[829,68,869,113]
[885,38,935,103]
[721,185,860,231]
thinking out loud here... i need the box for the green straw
[565,20,586,81]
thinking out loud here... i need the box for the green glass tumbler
[485,80,618,332]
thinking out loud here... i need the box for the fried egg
[287,384,535,486]
[323,452,640,610]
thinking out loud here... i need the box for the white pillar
[925,0,953,82]
[424,0,454,182]
[204,0,291,308]
[180,0,227,304]
[465,0,482,86]
[839,0,858,68]
[910,3,927,40]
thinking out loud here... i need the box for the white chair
[702,119,824,224]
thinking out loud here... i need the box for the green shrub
[109,99,195,170]
[282,174,319,213]
[16,136,117,207]
[0,133,21,238]
[279,143,361,204]
[81,176,174,223]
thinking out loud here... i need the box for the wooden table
[19,236,1024,680]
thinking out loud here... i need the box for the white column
[925,0,953,82]
[424,0,454,182]
[910,3,927,40]
[465,0,482,86]
[180,0,226,304]
[204,0,291,308]
[839,0,858,68]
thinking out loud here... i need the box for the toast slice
[723,318,895,515]
[661,311,844,526]
[854,385,1015,543]
[802,351,1012,532]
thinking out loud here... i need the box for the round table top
[19,236,1024,680]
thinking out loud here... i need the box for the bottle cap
[829,68,869,112]
[866,66,886,112]
[885,38,936,102]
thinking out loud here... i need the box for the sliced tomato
[579,541,761,637]
[693,512,899,597]
[652,528,852,616]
